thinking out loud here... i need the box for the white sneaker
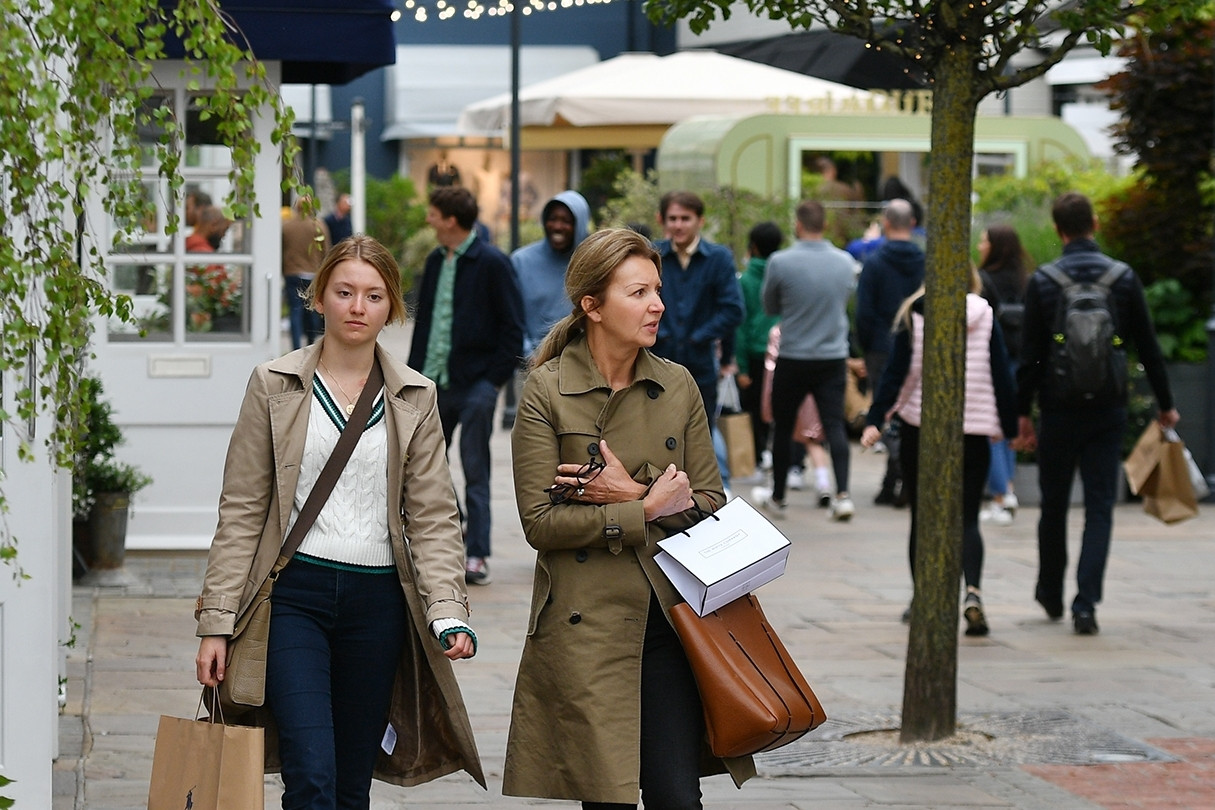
[751,486,786,519]
[787,467,806,490]
[829,496,855,522]
[760,450,773,471]
[1003,493,1019,514]
[982,506,1014,526]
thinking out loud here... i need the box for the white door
[88,63,284,550]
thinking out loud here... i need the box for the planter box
[1013,463,1127,507]
[1166,362,1208,473]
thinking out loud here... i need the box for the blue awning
[161,1,397,85]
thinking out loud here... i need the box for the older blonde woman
[505,229,755,809]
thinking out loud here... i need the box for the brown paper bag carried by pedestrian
[1123,422,1166,496]
[1142,431,1199,524]
[147,694,264,810]
[844,364,871,433]
[718,411,756,479]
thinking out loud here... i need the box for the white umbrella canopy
[457,50,890,132]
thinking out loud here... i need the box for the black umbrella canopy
[714,29,926,91]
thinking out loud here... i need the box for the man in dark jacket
[651,190,744,423]
[855,199,925,504]
[409,187,524,585]
[1015,192,1178,636]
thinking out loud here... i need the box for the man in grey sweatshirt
[761,200,858,520]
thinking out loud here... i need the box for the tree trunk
[899,44,980,744]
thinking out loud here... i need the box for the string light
[401,0,617,20]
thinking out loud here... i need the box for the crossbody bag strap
[278,358,385,565]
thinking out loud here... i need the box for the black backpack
[1039,258,1130,407]
[979,270,1025,360]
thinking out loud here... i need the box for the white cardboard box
[655,497,790,616]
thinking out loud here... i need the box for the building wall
[310,3,677,181]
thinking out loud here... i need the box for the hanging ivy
[0,0,304,571]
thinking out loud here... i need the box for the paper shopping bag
[147,710,264,810]
[718,411,756,479]
[1123,422,1166,496]
[1142,431,1198,524]
[655,497,789,615]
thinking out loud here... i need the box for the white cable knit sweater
[292,377,393,567]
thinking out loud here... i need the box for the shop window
[105,91,253,342]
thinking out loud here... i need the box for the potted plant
[72,377,152,580]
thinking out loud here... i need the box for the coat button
[666,437,677,450]
[575,549,589,562]
[587,441,600,456]
[569,612,582,625]
[647,386,660,399]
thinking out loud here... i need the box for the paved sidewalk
[56,421,1215,809]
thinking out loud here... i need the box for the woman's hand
[556,439,645,505]
[860,425,882,449]
[1012,416,1037,453]
[196,635,229,687]
[442,632,475,661]
[643,463,694,522]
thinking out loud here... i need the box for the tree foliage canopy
[0,0,302,565]
[1099,13,1214,300]
[647,1,1188,99]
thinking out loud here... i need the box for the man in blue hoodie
[503,190,592,427]
[855,199,925,505]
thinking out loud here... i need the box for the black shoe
[963,593,989,636]
[1034,587,1064,621]
[892,480,909,509]
[1073,611,1099,635]
[874,488,896,506]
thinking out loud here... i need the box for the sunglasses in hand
[544,459,606,504]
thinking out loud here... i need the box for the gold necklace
[319,359,360,416]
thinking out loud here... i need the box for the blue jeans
[437,379,498,559]
[266,557,408,810]
[1035,407,1126,615]
[712,425,730,491]
[987,438,1016,497]
[286,275,324,350]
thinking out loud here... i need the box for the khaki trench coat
[503,336,755,803]
[195,340,484,789]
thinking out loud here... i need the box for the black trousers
[770,357,849,502]
[737,352,770,462]
[582,591,705,810]
[901,424,990,591]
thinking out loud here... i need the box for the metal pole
[1206,44,1215,499]
[308,84,319,186]
[351,98,367,236]
[510,0,521,252]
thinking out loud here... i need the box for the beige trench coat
[195,340,484,789]
[503,336,756,803]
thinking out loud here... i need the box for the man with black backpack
[1015,192,1179,636]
